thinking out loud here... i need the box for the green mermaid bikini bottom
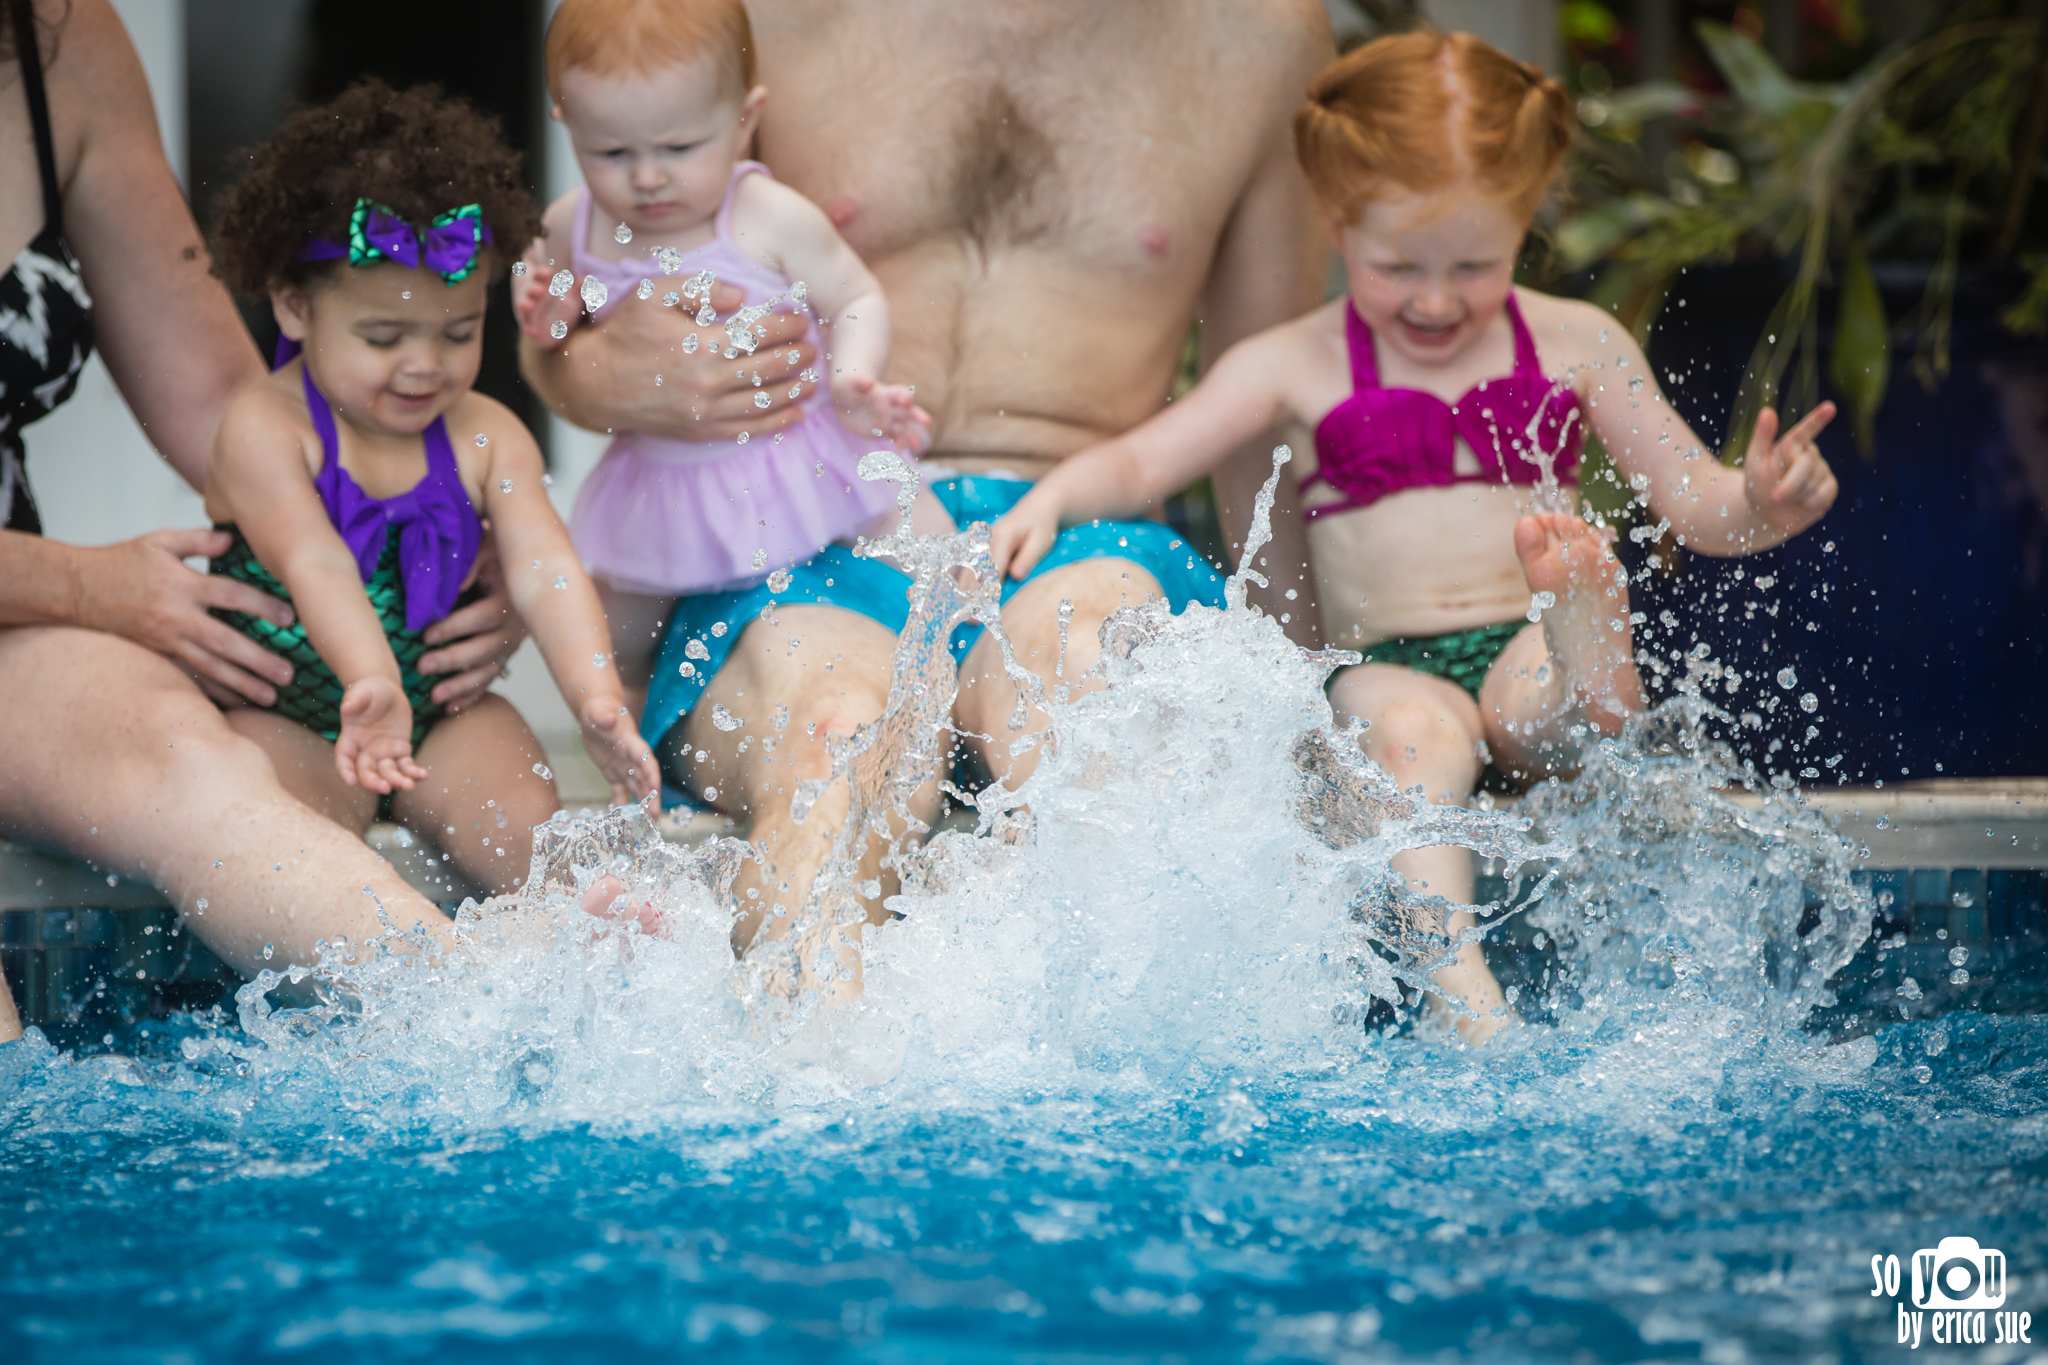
[1356,620,1527,701]
[209,526,451,749]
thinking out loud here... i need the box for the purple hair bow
[299,199,493,284]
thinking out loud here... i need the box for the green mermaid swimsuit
[210,527,451,748]
[1357,620,1527,701]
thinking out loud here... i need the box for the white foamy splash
[205,451,1870,1119]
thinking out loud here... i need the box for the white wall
[25,0,201,547]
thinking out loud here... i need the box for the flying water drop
[614,222,633,244]
[548,269,574,299]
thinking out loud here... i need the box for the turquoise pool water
[4,490,2042,1363]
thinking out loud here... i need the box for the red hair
[545,0,756,102]
[1295,30,1573,225]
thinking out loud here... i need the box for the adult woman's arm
[0,526,297,702]
[52,0,262,486]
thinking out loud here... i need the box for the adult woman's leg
[954,558,1165,789]
[0,627,451,978]
[1327,661,1508,1041]
[684,605,936,955]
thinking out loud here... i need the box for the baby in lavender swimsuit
[517,0,941,698]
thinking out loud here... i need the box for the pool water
[4,475,2045,1363]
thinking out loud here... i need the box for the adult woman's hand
[69,527,297,705]
[521,281,819,442]
[420,535,529,712]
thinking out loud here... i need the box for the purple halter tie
[300,367,480,631]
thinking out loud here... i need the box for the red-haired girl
[990,30,1840,1041]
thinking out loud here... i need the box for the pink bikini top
[1303,292,1582,521]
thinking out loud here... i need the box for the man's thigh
[678,604,904,815]
[956,558,1164,719]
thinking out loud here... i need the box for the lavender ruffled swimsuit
[565,162,895,595]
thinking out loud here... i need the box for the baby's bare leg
[221,709,379,832]
[1329,661,1510,1043]
[394,695,559,898]
[596,583,676,718]
[1486,513,1645,779]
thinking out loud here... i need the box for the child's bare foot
[1514,512,1643,734]
[580,874,663,935]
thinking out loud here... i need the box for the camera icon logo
[1913,1237,2007,1310]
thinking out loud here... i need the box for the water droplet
[1912,1064,1933,1084]
[511,261,527,276]
[1776,667,1797,689]
[858,878,882,900]
[106,873,118,886]
[548,269,574,298]
[773,703,789,730]
[532,762,552,781]
[262,943,274,960]
[499,479,514,494]
[473,432,489,448]
[701,786,718,802]
[553,575,568,590]
[681,333,700,354]
[684,638,710,661]
[550,320,569,340]
[709,621,727,637]
[677,660,696,677]
[1799,692,1819,713]
[1526,590,1556,622]
[195,898,208,912]
[400,290,412,301]
[767,568,792,593]
[213,860,223,868]
[1949,968,1970,985]
[542,473,554,487]
[580,276,608,313]
[655,246,684,275]
[636,278,654,300]
[753,391,773,409]
[593,653,608,668]
[662,292,681,307]
[614,222,633,244]
[1948,945,1970,966]
[697,305,717,326]
[751,548,768,569]
[710,705,741,732]
[1923,1027,1948,1056]
[1896,976,1923,1000]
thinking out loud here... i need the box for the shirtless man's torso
[523,0,1333,970]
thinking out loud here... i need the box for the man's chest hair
[753,2,1288,260]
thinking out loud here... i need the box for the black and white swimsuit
[0,0,94,536]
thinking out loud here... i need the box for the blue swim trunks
[641,474,1226,766]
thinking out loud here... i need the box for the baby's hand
[335,677,427,795]
[1743,403,1839,539]
[579,697,660,809]
[515,263,584,345]
[832,375,932,453]
[987,489,1062,583]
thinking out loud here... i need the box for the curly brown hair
[211,78,540,296]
